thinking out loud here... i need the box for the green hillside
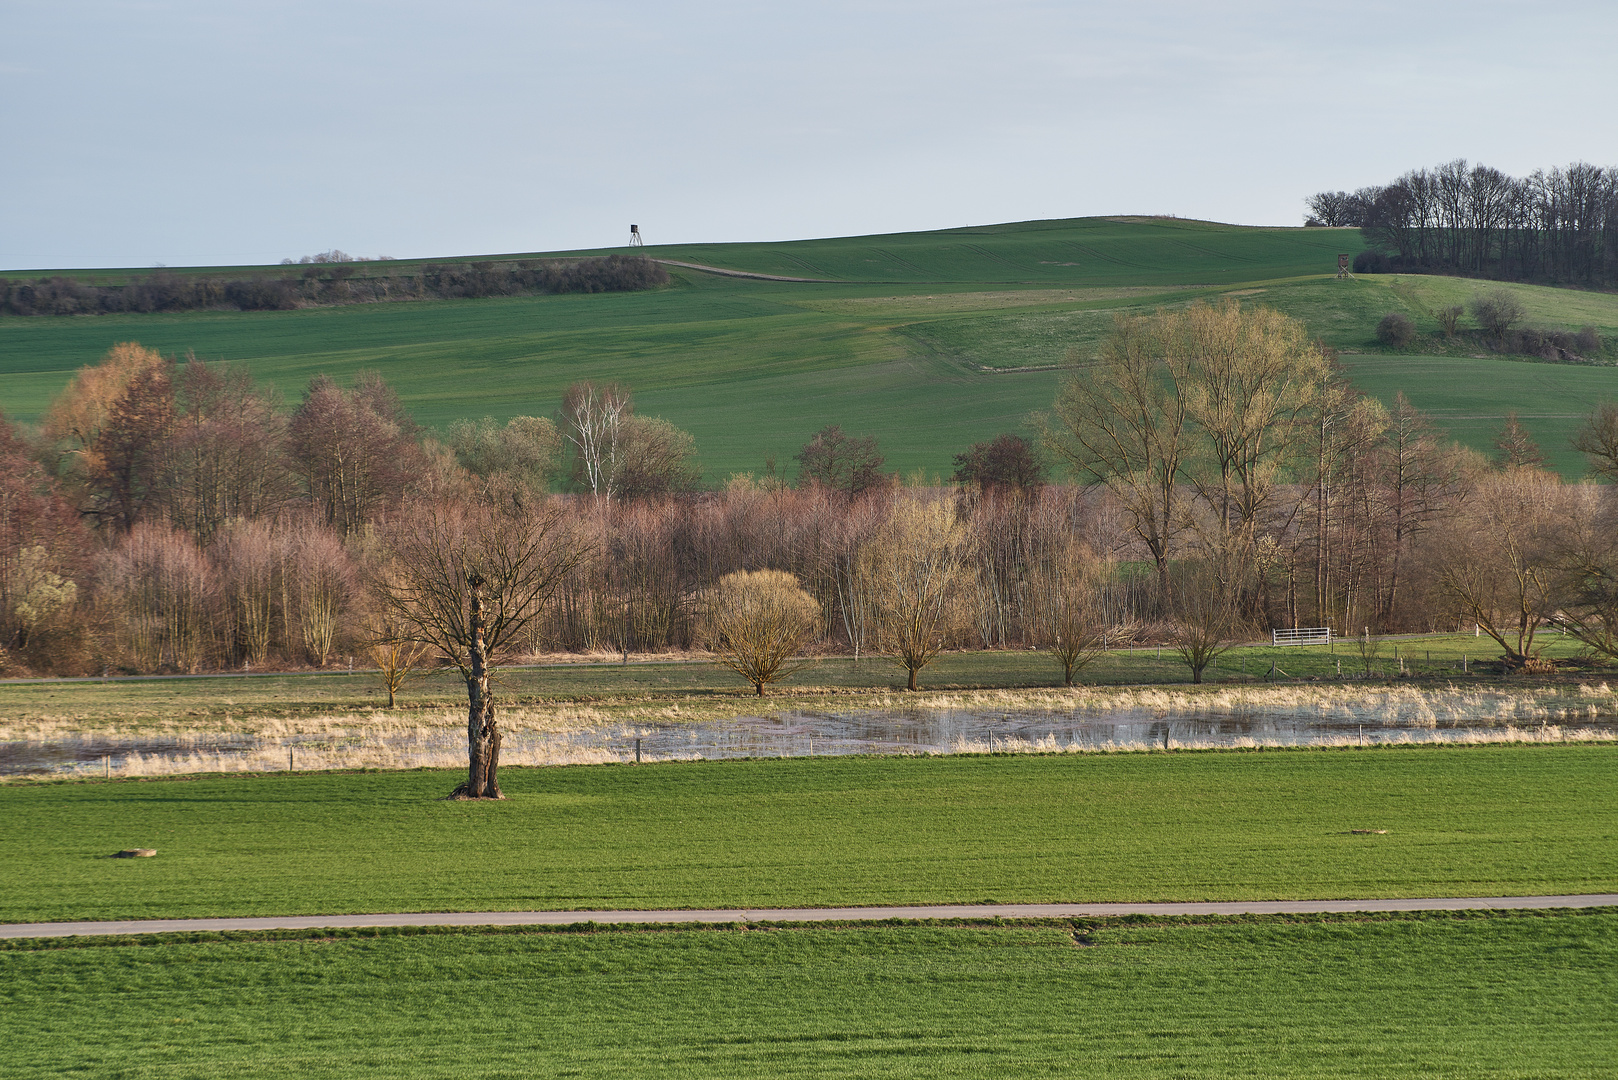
[2,217,1614,480]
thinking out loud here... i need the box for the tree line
[1305,160,1618,287]
[4,315,1618,693]
[0,255,668,317]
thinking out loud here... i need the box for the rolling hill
[2,218,1613,479]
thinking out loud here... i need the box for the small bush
[1469,289,1526,343]
[1375,312,1416,347]
[1576,325,1604,354]
[1437,305,1463,336]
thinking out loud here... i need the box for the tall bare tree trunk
[455,573,503,799]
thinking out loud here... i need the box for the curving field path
[6,894,1616,939]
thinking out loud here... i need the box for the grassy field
[5,217,1614,480]
[2,744,1614,922]
[1338,350,1615,477]
[4,912,1614,1078]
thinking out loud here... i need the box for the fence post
[634,737,642,764]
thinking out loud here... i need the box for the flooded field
[6,683,1617,779]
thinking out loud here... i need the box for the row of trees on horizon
[1306,159,1618,287]
[4,310,1618,687]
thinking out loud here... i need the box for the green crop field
[1338,351,1616,477]
[4,913,1613,1078]
[3,745,1613,923]
[6,217,1614,480]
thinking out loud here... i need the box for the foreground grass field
[3,913,1613,1078]
[4,218,1612,479]
[3,745,1613,922]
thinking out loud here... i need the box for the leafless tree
[212,518,285,668]
[701,569,820,695]
[375,496,586,798]
[1045,313,1190,601]
[364,600,437,708]
[1572,401,1618,483]
[1436,470,1565,667]
[1470,290,1527,344]
[162,360,296,545]
[1170,562,1240,685]
[952,434,1046,494]
[796,425,887,495]
[1027,538,1111,686]
[289,372,427,534]
[860,493,973,690]
[102,523,217,672]
[1548,486,1618,661]
[1492,412,1544,470]
[560,381,631,500]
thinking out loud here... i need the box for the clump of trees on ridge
[1306,159,1618,288]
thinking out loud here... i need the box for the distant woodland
[1307,160,1618,287]
[0,255,668,316]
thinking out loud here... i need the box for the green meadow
[5,218,1614,480]
[4,913,1614,1079]
[3,745,1614,923]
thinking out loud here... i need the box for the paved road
[6,895,1615,939]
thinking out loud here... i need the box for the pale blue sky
[4,0,1615,269]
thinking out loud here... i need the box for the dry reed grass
[5,682,1614,782]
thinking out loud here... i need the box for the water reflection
[7,702,1617,778]
[621,705,1618,760]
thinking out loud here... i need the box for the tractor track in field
[652,259,844,283]
[6,895,1616,939]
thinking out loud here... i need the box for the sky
[4,0,1616,270]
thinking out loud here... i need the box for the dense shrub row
[0,255,668,316]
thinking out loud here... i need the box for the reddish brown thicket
[0,413,92,671]
[12,342,1618,680]
[289,372,428,535]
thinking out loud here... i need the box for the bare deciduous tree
[364,605,436,708]
[1027,539,1111,686]
[796,425,887,495]
[376,497,586,799]
[1492,412,1544,470]
[103,523,217,672]
[1572,400,1618,483]
[701,569,820,695]
[1436,470,1564,667]
[1170,562,1240,684]
[952,434,1046,494]
[1548,486,1618,661]
[1470,290,1527,344]
[1046,314,1190,601]
[560,381,630,500]
[289,372,426,534]
[861,494,973,690]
